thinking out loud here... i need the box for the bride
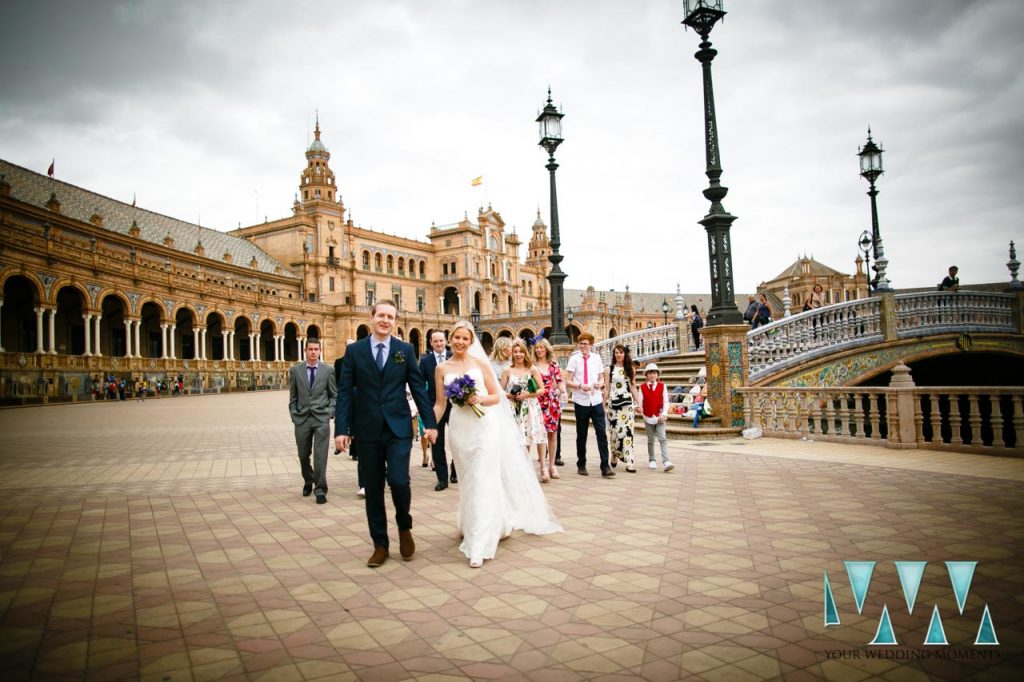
[432,320,562,568]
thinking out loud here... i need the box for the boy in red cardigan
[637,363,674,472]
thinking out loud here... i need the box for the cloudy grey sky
[2,0,1022,294]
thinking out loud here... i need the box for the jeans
[644,422,669,463]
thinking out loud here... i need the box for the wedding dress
[444,341,562,565]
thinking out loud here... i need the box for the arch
[206,312,225,361]
[507,295,514,313]
[480,331,494,354]
[2,275,41,353]
[386,255,394,273]
[442,287,460,315]
[374,253,382,271]
[566,324,581,343]
[419,261,426,278]
[259,319,277,361]
[234,315,253,361]
[283,322,300,362]
[362,250,370,270]
[473,290,481,315]
[138,301,164,358]
[490,262,497,279]
[408,327,422,357]
[174,305,197,359]
[48,279,89,308]
[541,326,552,340]
[497,328,514,339]
[306,324,322,339]
[356,324,370,340]
[398,257,405,276]
[518,328,535,342]
[608,327,618,338]
[54,285,88,355]
[100,293,129,356]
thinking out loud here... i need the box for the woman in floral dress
[532,339,564,481]
[603,344,639,473]
[500,339,548,481]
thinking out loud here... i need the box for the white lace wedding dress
[444,365,562,562]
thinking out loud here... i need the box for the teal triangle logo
[845,561,876,615]
[894,561,927,614]
[975,604,999,645]
[945,561,977,615]
[869,604,898,645]
[824,570,840,627]
[924,605,948,645]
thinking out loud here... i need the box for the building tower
[299,118,338,205]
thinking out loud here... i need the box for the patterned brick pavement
[0,392,1021,681]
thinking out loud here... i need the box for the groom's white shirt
[369,334,391,366]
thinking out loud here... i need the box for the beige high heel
[549,464,560,479]
[540,454,550,483]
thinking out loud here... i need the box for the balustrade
[740,385,1023,454]
[593,324,683,365]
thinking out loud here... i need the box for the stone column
[124,319,133,357]
[885,362,918,450]
[169,324,176,359]
[83,313,93,356]
[228,330,235,361]
[0,298,4,352]
[133,319,142,358]
[34,307,46,353]
[200,329,208,360]
[296,337,303,359]
[700,324,751,429]
[93,314,103,357]
[160,324,169,359]
[193,328,201,360]
[47,308,57,354]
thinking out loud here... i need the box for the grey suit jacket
[289,362,337,425]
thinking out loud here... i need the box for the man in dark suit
[335,301,437,568]
[288,338,337,504]
[420,328,456,491]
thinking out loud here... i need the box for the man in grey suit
[289,337,337,504]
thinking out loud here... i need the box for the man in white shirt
[564,333,614,477]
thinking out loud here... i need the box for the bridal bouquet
[445,374,486,418]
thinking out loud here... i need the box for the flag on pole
[471,176,483,187]
[47,159,54,177]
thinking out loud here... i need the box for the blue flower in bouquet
[444,374,486,417]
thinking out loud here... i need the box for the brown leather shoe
[367,546,389,568]
[399,530,415,560]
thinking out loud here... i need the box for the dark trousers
[295,419,330,493]
[432,406,454,484]
[555,420,562,461]
[574,402,610,470]
[358,423,413,549]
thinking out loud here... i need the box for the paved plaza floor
[0,392,1022,681]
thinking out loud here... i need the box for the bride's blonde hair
[449,319,476,343]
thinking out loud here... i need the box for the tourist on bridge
[742,295,758,325]
[751,294,773,329]
[564,333,614,477]
[689,305,704,350]
[604,343,639,473]
[939,265,960,291]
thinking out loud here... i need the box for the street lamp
[537,88,570,345]
[470,309,480,332]
[661,299,670,326]
[682,0,743,326]
[566,307,575,343]
[858,128,891,291]
[858,230,873,291]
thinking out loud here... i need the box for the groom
[335,300,437,567]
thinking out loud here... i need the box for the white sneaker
[648,461,658,470]
[663,462,675,472]
[357,487,366,498]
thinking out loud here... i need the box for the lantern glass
[685,0,723,14]
[539,112,562,142]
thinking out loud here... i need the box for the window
[387,255,394,274]
[362,251,370,270]
[419,261,425,279]
[375,253,382,272]
[329,277,335,292]
[393,286,402,310]
[416,290,425,312]
[328,246,335,259]
[451,262,457,276]
[398,257,405,276]
[443,263,449,276]
[365,284,376,307]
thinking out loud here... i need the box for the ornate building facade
[0,125,647,401]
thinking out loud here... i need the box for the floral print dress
[607,365,636,470]
[506,373,546,448]
[537,361,562,433]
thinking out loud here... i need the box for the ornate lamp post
[470,309,480,333]
[682,0,743,325]
[565,307,575,343]
[537,89,571,345]
[858,129,891,291]
[858,230,873,292]
[661,299,671,326]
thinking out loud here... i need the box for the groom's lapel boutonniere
[394,351,406,364]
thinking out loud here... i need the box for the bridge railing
[747,291,1018,381]
[594,323,688,365]
[739,385,1024,454]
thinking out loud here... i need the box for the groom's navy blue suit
[336,336,436,550]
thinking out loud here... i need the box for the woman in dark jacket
[690,305,703,350]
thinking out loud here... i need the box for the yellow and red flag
[471,176,483,187]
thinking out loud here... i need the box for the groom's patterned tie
[375,343,386,371]
[308,365,316,387]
